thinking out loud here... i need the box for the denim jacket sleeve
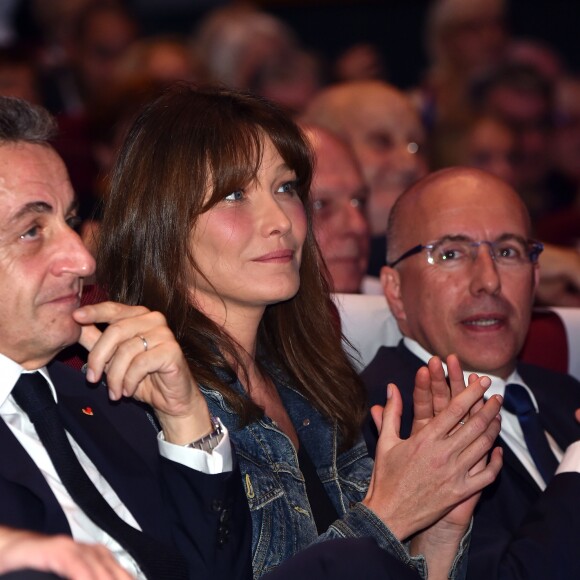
[319,504,471,580]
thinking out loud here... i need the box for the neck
[192,291,264,358]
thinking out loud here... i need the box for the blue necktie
[503,383,559,484]
[12,371,187,580]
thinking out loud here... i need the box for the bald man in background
[303,80,428,277]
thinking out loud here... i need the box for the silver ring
[458,420,466,426]
[139,335,148,352]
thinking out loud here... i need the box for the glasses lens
[429,239,472,266]
[492,239,529,265]
[429,238,536,267]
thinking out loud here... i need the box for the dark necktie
[12,372,187,580]
[503,382,559,484]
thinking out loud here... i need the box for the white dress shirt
[403,337,580,490]
[0,353,232,577]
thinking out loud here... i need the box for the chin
[462,353,513,376]
[54,321,83,352]
[262,284,301,305]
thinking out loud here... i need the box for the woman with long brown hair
[97,83,502,578]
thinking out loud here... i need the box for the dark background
[130,0,580,89]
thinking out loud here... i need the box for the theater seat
[333,293,580,381]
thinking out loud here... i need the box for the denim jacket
[201,365,468,578]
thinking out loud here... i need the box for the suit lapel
[49,363,169,539]
[0,418,71,533]
[495,436,543,493]
[518,364,580,451]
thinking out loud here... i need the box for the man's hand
[362,369,502,543]
[73,302,212,445]
[0,528,131,579]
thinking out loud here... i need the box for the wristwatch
[185,415,224,452]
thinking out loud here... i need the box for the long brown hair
[97,83,365,447]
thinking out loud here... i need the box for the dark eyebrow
[11,201,53,223]
[494,233,529,244]
[434,234,474,244]
[435,234,529,245]
[10,199,78,224]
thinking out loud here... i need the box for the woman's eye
[224,190,244,202]
[277,180,298,195]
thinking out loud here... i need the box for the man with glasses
[362,166,580,579]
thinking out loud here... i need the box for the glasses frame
[387,237,544,268]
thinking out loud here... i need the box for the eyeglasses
[387,236,544,268]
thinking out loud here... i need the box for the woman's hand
[74,301,213,445]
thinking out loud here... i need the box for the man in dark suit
[0,97,252,579]
[362,166,580,579]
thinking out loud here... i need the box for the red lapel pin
[82,407,94,416]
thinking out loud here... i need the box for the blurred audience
[0,0,576,310]
[304,80,428,276]
[535,76,580,249]
[116,35,206,85]
[504,38,564,84]
[191,4,322,115]
[472,63,560,218]
[37,0,139,115]
[413,0,508,133]
[300,123,374,294]
[333,42,386,83]
[0,44,40,103]
[433,113,517,185]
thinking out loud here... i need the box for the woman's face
[189,137,307,321]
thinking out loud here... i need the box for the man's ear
[380,266,407,325]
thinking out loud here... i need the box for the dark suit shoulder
[517,360,580,391]
[361,343,423,448]
[361,343,424,404]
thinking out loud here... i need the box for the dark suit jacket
[0,361,252,580]
[1,361,431,580]
[362,341,580,580]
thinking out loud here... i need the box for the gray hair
[0,96,57,144]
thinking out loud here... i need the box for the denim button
[302,418,310,426]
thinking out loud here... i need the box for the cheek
[313,212,338,248]
[196,209,254,258]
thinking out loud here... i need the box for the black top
[297,443,339,534]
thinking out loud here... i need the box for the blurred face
[383,170,539,378]
[0,143,95,368]
[76,9,137,99]
[442,13,506,74]
[189,138,307,323]
[553,80,580,182]
[0,64,40,104]
[308,129,369,293]
[340,87,428,235]
[466,117,516,185]
[145,43,195,82]
[486,86,552,189]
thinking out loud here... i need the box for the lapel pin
[82,407,94,416]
